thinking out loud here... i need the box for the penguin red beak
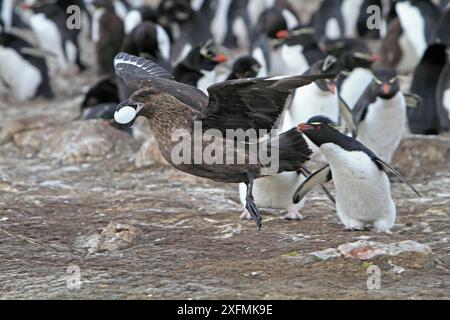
[213,54,228,63]
[20,3,32,10]
[371,53,380,62]
[276,30,290,39]
[382,84,391,95]
[327,82,337,95]
[297,123,314,132]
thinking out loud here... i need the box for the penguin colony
[1,0,449,233]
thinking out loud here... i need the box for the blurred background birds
[0,0,449,229]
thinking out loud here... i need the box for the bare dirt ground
[0,0,449,300]
[0,66,449,299]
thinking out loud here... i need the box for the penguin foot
[283,211,304,221]
[240,209,252,220]
[374,220,393,233]
[375,228,392,234]
[344,227,369,232]
[344,219,367,231]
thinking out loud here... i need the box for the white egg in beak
[114,106,137,124]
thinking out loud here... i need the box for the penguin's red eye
[315,126,321,131]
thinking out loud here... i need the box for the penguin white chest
[443,89,450,120]
[281,9,298,30]
[239,172,305,211]
[341,0,364,38]
[252,47,268,78]
[340,68,373,109]
[92,8,106,43]
[286,84,340,128]
[156,25,171,61]
[113,0,128,20]
[325,18,342,40]
[278,45,309,76]
[198,70,217,94]
[320,144,396,232]
[30,14,66,71]
[397,34,420,73]
[211,0,232,45]
[357,92,406,163]
[124,10,142,34]
[0,47,42,101]
[395,2,427,59]
[247,0,276,26]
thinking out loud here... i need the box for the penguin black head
[371,68,400,99]
[158,0,194,24]
[276,25,316,48]
[340,45,379,71]
[91,0,115,11]
[298,116,376,159]
[137,6,160,24]
[81,77,119,111]
[323,38,362,58]
[349,47,379,70]
[125,21,159,59]
[183,40,228,72]
[306,56,338,94]
[20,0,60,15]
[258,8,289,40]
[322,39,379,70]
[297,116,345,147]
[227,56,261,80]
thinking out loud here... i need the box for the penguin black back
[299,116,380,166]
[408,44,448,134]
[304,56,339,93]
[227,56,261,80]
[255,7,289,40]
[121,21,170,68]
[0,29,53,98]
[281,26,325,65]
[325,39,377,72]
[310,0,345,41]
[173,40,227,86]
[436,60,450,131]
[81,77,119,111]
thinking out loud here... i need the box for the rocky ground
[0,0,449,300]
[1,68,449,300]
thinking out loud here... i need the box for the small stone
[39,120,134,163]
[96,221,144,252]
[310,248,342,260]
[73,234,101,254]
[394,134,450,177]
[134,135,168,168]
[337,240,432,260]
[388,260,406,274]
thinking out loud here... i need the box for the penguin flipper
[299,167,335,205]
[352,85,377,125]
[403,93,422,109]
[293,165,332,204]
[375,159,422,198]
[338,96,357,137]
